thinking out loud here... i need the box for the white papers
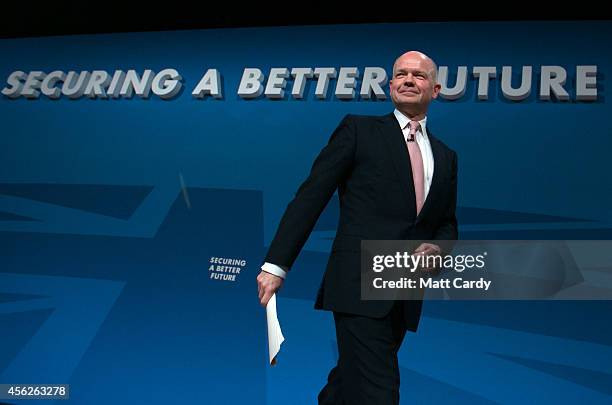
[265,293,285,366]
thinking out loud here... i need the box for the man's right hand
[257,270,284,307]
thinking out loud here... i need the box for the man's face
[389,53,441,112]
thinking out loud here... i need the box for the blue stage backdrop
[1,21,612,404]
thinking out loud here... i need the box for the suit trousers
[318,300,408,405]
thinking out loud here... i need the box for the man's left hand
[413,243,441,256]
[413,243,442,272]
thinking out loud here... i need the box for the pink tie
[406,120,425,215]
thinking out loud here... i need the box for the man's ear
[432,83,442,99]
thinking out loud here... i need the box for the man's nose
[404,75,415,85]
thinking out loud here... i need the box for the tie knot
[407,120,421,141]
[408,120,421,134]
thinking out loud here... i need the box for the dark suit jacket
[265,113,458,331]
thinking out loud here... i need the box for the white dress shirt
[392,109,435,200]
[262,110,435,279]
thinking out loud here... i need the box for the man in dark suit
[257,50,458,404]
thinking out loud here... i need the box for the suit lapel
[378,113,417,215]
[378,113,444,221]
[417,130,443,221]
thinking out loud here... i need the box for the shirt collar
[393,109,427,136]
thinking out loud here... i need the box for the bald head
[393,51,438,83]
[389,50,441,119]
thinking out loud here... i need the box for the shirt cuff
[262,262,288,279]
